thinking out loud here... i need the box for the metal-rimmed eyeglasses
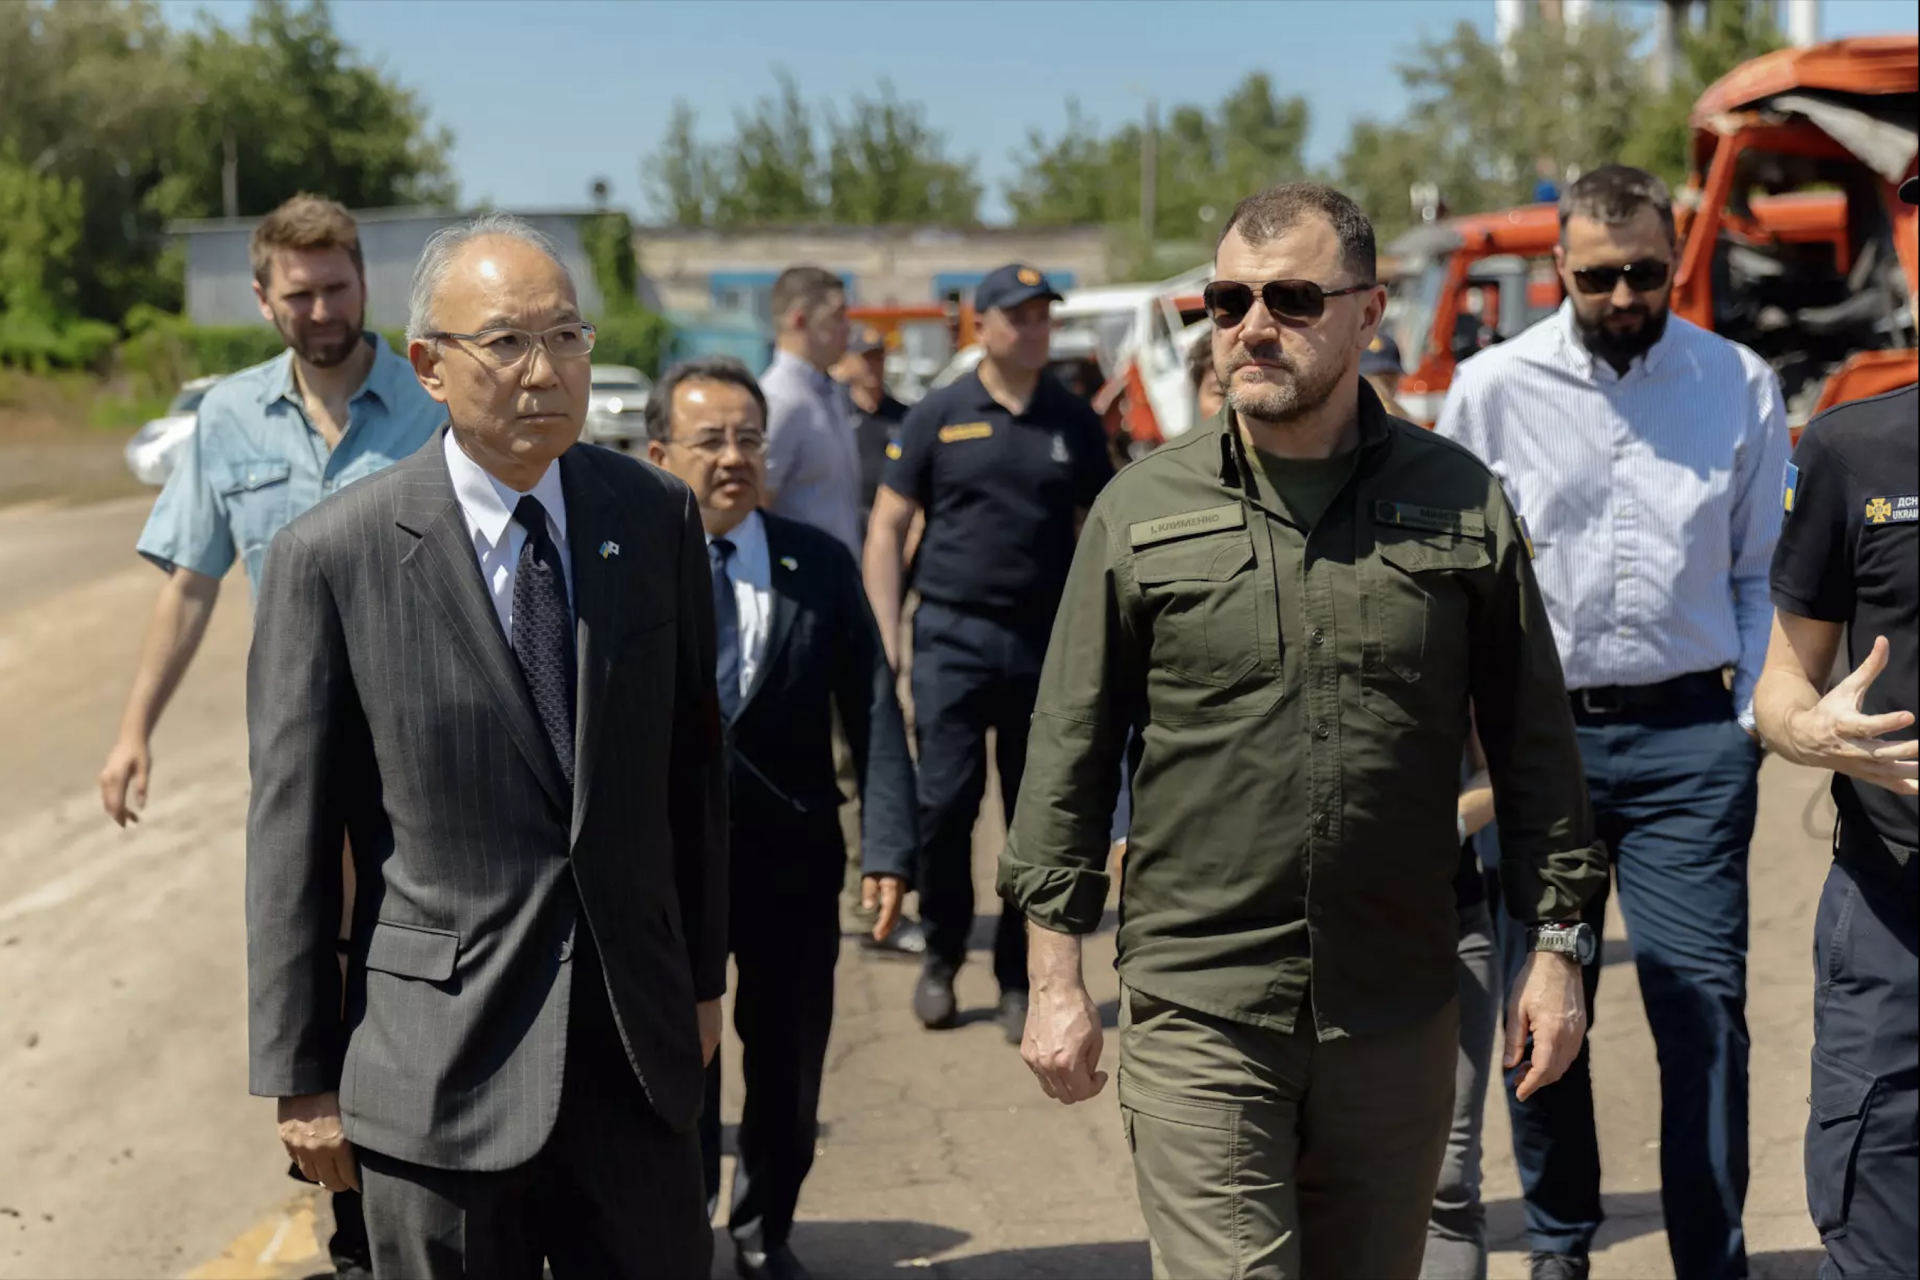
[424,322,598,369]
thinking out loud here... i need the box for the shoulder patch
[1516,515,1535,559]
[885,441,903,460]
[938,422,994,444]
[1374,501,1487,539]
[1865,495,1918,525]
[1783,462,1798,514]
[1128,503,1245,549]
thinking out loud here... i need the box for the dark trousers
[1806,850,1918,1280]
[910,600,1046,994]
[357,940,710,1280]
[1490,702,1760,1280]
[700,878,842,1250]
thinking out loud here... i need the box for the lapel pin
[599,540,620,559]
[780,556,798,571]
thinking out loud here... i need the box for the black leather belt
[1569,670,1729,718]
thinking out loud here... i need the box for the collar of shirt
[264,332,412,414]
[1216,375,1394,491]
[707,508,771,588]
[768,348,842,402]
[959,369,1064,421]
[1551,299,1677,385]
[443,427,569,555]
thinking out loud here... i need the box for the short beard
[276,312,365,369]
[1573,302,1669,368]
[1222,346,1346,426]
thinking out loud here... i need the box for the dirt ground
[0,493,1833,1280]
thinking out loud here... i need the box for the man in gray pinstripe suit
[246,213,726,1278]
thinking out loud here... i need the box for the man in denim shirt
[97,193,438,1280]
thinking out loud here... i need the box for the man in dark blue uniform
[863,264,1113,1043]
[1754,174,1918,1280]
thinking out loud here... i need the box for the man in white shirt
[1436,165,1789,1280]
[646,355,915,1280]
[759,267,861,556]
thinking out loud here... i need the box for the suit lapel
[397,432,569,814]
[739,516,801,715]
[561,447,626,841]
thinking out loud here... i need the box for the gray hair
[1558,165,1676,244]
[405,212,573,342]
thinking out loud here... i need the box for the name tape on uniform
[1374,501,1486,539]
[938,422,995,444]
[1129,504,1246,549]
[1865,494,1918,525]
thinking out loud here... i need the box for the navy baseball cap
[1901,175,1917,205]
[849,324,886,354]
[1359,331,1404,377]
[974,264,1065,313]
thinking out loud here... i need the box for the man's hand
[99,736,152,827]
[1781,635,1918,795]
[1022,979,1108,1105]
[860,874,906,942]
[1505,950,1588,1101]
[278,1092,358,1193]
[697,998,723,1067]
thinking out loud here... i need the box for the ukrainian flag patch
[885,440,903,460]
[1783,462,1798,515]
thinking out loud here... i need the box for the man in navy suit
[646,355,917,1280]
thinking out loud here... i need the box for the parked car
[124,375,223,487]
[583,364,654,450]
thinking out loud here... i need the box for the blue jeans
[1806,850,1919,1280]
[1490,706,1760,1280]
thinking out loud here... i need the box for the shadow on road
[1485,1189,1665,1253]
[746,1220,1150,1279]
[1750,1248,1825,1279]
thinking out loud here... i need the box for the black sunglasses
[1204,278,1374,327]
[1570,259,1671,295]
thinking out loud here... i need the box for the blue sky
[159,0,1916,224]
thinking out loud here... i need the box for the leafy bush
[592,310,674,377]
[0,311,120,373]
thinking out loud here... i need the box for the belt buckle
[1579,687,1621,716]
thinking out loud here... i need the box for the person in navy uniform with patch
[863,264,1114,1043]
[1754,172,1919,1280]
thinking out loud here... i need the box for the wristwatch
[1528,922,1597,964]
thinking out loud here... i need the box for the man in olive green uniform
[1000,183,1608,1280]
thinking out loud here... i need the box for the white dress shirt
[443,428,573,643]
[709,509,773,701]
[1435,302,1788,728]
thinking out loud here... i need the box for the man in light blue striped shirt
[1436,165,1788,1280]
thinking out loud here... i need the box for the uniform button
[558,936,574,962]
[1315,722,1330,739]
[1311,629,1325,647]
[1313,812,1329,834]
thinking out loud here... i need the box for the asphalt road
[0,495,1834,1279]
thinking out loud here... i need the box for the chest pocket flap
[1375,528,1491,574]
[220,459,293,496]
[1135,533,1255,584]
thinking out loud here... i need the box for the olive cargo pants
[1119,986,1458,1280]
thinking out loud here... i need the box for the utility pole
[1140,95,1158,244]
[222,127,239,220]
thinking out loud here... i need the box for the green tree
[641,70,982,227]
[1621,0,1785,189]
[1004,73,1310,244]
[1338,12,1647,241]
[151,0,455,222]
[826,81,980,225]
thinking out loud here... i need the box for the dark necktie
[511,494,576,789]
[710,537,742,722]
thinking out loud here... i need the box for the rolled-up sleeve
[998,500,1139,932]
[1468,483,1606,926]
[136,404,237,581]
